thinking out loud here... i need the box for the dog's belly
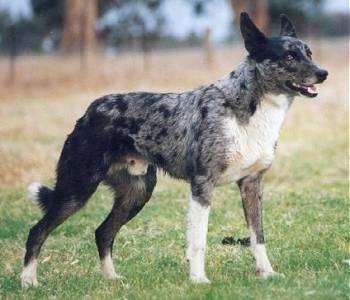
[216,149,275,186]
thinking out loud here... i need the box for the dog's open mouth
[286,81,318,98]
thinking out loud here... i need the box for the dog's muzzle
[315,69,328,83]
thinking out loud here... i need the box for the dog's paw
[20,260,38,288]
[20,272,38,288]
[103,270,124,280]
[190,275,211,284]
[258,270,284,279]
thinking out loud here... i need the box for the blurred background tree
[60,0,98,53]
[230,0,269,33]
[0,0,348,55]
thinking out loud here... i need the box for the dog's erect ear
[240,12,267,56]
[280,14,297,38]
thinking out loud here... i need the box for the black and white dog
[21,13,328,287]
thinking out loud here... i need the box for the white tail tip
[28,182,41,203]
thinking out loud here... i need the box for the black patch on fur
[223,99,232,109]
[191,123,200,141]
[158,104,171,118]
[250,37,303,63]
[139,92,164,107]
[201,106,208,119]
[113,117,140,134]
[284,64,298,73]
[155,128,168,143]
[128,118,141,134]
[172,105,179,116]
[115,97,128,113]
[191,182,204,198]
[110,132,136,155]
[249,101,257,115]
[185,152,196,179]
[114,116,127,128]
[36,186,54,213]
[229,71,236,79]
[182,128,187,136]
[153,153,166,167]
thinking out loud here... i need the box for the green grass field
[0,39,349,299]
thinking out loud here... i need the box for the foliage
[31,0,63,31]
[0,0,348,53]
[268,0,324,34]
[0,11,45,54]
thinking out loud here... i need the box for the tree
[268,0,323,35]
[60,0,98,53]
[230,0,270,33]
[31,0,64,31]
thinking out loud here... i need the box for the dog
[21,12,328,287]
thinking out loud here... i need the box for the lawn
[0,38,348,299]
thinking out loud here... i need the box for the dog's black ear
[280,14,297,38]
[240,12,267,56]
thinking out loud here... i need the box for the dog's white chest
[217,95,291,186]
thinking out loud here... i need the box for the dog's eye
[306,49,312,58]
[285,53,295,62]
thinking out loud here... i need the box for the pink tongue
[307,85,317,94]
[309,85,316,91]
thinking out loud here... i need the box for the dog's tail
[27,182,54,213]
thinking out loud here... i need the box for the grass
[0,38,348,299]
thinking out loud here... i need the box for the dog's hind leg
[21,177,102,288]
[95,166,157,279]
[238,173,279,278]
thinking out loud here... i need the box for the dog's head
[240,12,328,97]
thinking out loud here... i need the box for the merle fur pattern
[21,12,328,286]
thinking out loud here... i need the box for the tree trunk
[83,0,98,53]
[60,0,98,54]
[230,0,270,34]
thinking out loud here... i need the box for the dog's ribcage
[217,94,292,185]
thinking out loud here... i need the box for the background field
[0,38,349,299]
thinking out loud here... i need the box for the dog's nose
[315,69,328,82]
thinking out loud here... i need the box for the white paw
[20,272,38,288]
[258,270,284,279]
[190,275,211,284]
[21,260,38,288]
[102,269,123,280]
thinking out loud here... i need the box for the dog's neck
[215,57,292,124]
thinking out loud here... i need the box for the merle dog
[21,13,328,287]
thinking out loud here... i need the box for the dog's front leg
[186,177,213,284]
[238,173,279,278]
